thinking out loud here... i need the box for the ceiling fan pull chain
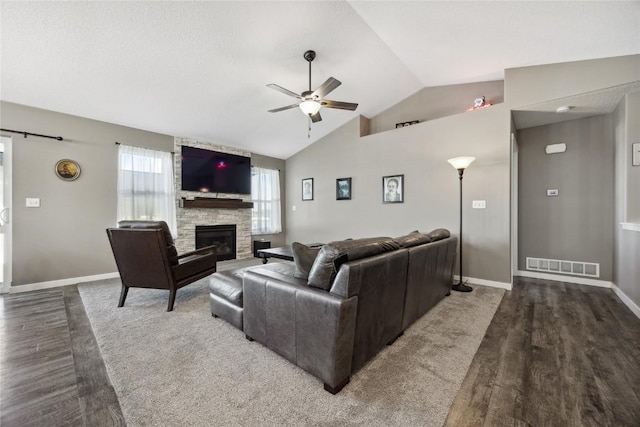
[308,117,311,139]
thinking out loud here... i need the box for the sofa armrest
[243,269,357,390]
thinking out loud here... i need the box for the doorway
[0,136,12,293]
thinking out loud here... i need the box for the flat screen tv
[181,146,251,194]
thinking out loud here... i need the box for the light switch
[547,189,559,196]
[472,200,486,209]
[292,205,297,211]
[26,198,40,207]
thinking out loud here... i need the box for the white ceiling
[1,1,638,159]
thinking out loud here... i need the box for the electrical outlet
[472,200,486,209]
[26,198,40,207]
[292,205,297,211]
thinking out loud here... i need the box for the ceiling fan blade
[268,104,300,113]
[312,77,341,98]
[267,84,302,99]
[321,100,358,111]
[310,111,322,123]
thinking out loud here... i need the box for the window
[117,144,177,235]
[251,167,281,235]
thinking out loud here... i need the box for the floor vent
[526,257,599,278]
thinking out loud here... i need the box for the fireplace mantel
[181,198,254,209]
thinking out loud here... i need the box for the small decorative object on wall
[302,178,314,201]
[382,174,404,203]
[632,142,640,166]
[55,159,81,181]
[336,177,352,200]
[395,120,419,128]
[466,96,493,111]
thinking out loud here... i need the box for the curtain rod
[1,128,64,141]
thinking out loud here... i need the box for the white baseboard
[515,270,613,288]
[9,272,120,294]
[453,275,512,291]
[611,283,640,319]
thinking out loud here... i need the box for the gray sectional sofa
[208,229,457,394]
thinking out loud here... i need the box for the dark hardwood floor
[446,276,640,427]
[1,277,639,426]
[0,286,125,427]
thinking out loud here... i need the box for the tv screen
[181,146,251,194]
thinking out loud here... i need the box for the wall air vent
[526,257,599,278]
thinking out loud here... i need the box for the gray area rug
[79,259,504,426]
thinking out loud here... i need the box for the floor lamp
[447,156,475,292]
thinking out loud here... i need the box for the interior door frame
[1,136,12,293]
[510,132,518,281]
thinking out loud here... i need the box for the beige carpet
[79,259,504,426]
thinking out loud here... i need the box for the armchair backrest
[117,220,178,264]
[107,222,175,290]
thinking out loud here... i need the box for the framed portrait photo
[336,177,352,200]
[302,178,314,201]
[55,159,81,181]
[382,174,404,203]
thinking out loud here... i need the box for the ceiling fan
[267,50,358,124]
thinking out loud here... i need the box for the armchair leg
[167,289,177,312]
[118,285,129,307]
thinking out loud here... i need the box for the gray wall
[286,91,512,286]
[614,91,640,306]
[370,80,504,134]
[517,115,615,280]
[286,55,639,289]
[1,101,173,286]
[1,101,286,287]
[505,55,640,108]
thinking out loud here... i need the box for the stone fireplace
[174,137,252,259]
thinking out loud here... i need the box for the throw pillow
[307,237,400,290]
[292,242,321,280]
[307,244,343,290]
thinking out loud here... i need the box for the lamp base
[452,283,473,293]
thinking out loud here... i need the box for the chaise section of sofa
[213,231,457,394]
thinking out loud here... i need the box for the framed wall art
[336,177,351,200]
[55,159,81,181]
[382,174,403,203]
[302,178,314,201]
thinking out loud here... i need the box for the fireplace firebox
[196,225,236,261]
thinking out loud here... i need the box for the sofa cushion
[394,230,432,248]
[427,228,450,242]
[292,242,321,280]
[307,237,400,290]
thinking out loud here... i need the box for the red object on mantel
[466,96,492,111]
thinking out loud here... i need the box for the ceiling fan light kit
[299,100,321,116]
[267,50,358,125]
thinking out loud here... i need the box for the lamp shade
[447,156,475,170]
[299,100,321,116]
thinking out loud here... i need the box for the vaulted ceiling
[1,1,638,159]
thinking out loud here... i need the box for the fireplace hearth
[196,225,236,261]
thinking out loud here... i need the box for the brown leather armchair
[106,220,217,311]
